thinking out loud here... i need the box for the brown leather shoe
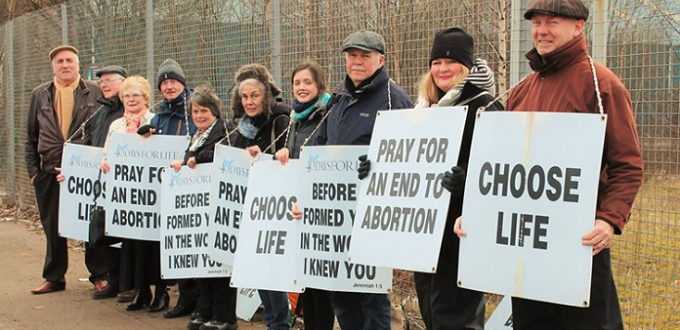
[117,289,138,303]
[92,280,118,300]
[31,281,66,294]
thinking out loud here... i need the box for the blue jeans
[332,292,391,330]
[258,289,290,330]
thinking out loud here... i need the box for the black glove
[358,154,371,180]
[137,124,155,135]
[441,166,466,197]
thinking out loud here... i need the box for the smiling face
[240,82,265,117]
[122,84,149,114]
[293,69,320,104]
[160,78,185,101]
[52,50,80,86]
[430,58,464,92]
[191,103,217,131]
[531,14,585,55]
[345,48,384,87]
[99,73,124,100]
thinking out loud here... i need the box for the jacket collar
[43,77,91,95]
[160,89,191,116]
[334,66,389,97]
[526,33,587,74]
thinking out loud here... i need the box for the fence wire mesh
[0,1,678,329]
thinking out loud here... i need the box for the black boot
[148,286,170,312]
[126,287,151,311]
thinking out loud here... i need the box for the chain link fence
[0,0,678,329]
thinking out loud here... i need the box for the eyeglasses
[99,77,122,85]
[122,93,144,100]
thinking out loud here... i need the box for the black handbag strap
[92,170,103,207]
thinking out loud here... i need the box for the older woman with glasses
[100,76,170,313]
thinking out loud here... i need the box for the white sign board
[207,145,251,266]
[105,133,187,241]
[486,297,513,330]
[458,111,606,307]
[58,144,105,241]
[236,288,262,322]
[350,107,467,272]
[160,164,231,278]
[231,160,303,292]
[297,146,392,293]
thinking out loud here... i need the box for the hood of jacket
[231,64,283,118]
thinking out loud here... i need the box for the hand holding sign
[581,219,614,256]
[441,166,465,197]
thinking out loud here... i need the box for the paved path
[0,219,267,330]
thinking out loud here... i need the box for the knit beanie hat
[429,27,474,69]
[157,59,186,90]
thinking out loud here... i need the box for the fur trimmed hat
[230,64,282,118]
[157,59,186,90]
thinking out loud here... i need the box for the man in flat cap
[315,30,413,330]
[80,65,128,300]
[505,0,644,328]
[26,45,102,294]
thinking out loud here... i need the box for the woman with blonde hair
[101,76,169,313]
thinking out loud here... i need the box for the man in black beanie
[151,59,199,318]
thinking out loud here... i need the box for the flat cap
[524,0,589,21]
[49,45,79,60]
[342,30,386,54]
[96,65,128,78]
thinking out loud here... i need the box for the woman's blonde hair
[418,64,470,105]
[119,75,152,109]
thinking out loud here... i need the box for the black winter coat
[441,81,503,269]
[87,96,124,148]
[286,105,325,159]
[231,102,291,153]
[316,67,413,146]
[183,118,227,164]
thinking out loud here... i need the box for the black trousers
[414,231,485,330]
[118,239,136,291]
[196,277,237,323]
[301,288,335,330]
[512,249,623,330]
[177,278,199,306]
[85,244,120,286]
[33,172,68,283]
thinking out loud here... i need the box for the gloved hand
[358,154,371,180]
[137,124,155,135]
[441,166,466,197]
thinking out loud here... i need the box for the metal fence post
[271,0,282,88]
[510,0,533,86]
[146,0,155,102]
[592,0,609,66]
[61,4,68,44]
[5,21,16,203]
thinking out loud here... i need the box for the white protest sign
[231,160,303,292]
[350,107,467,272]
[298,146,392,293]
[236,288,261,322]
[105,133,187,241]
[486,297,513,330]
[160,164,231,278]
[458,111,606,307]
[207,145,251,266]
[58,144,105,241]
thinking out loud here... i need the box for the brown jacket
[507,34,643,233]
[25,78,102,177]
